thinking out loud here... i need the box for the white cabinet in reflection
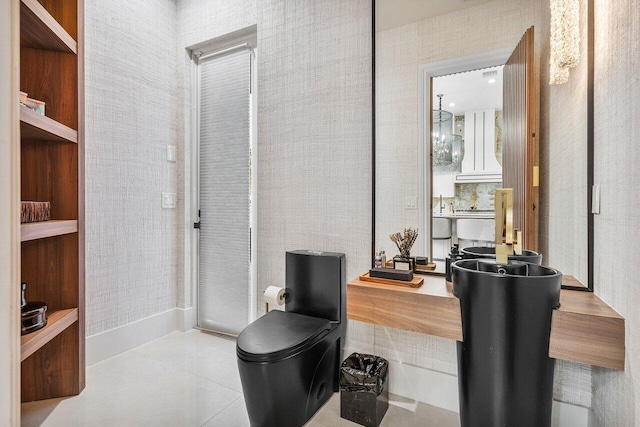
[458,109,502,182]
[433,173,455,197]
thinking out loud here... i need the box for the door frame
[417,49,511,259]
[190,42,258,333]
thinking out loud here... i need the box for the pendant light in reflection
[433,94,463,172]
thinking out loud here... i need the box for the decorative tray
[359,272,424,288]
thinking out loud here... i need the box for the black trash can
[339,353,389,427]
[452,259,562,427]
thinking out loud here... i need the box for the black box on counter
[415,256,428,265]
[369,267,413,282]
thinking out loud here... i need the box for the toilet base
[238,333,342,427]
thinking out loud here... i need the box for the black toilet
[237,250,346,427]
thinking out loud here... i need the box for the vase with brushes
[389,228,418,271]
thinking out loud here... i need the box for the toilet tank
[285,250,346,323]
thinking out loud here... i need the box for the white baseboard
[381,359,592,427]
[552,401,595,427]
[387,360,459,412]
[176,306,196,332]
[87,307,194,366]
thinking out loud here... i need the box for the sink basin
[460,246,542,264]
[451,259,561,427]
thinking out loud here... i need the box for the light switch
[162,192,176,209]
[167,145,177,162]
[405,197,417,210]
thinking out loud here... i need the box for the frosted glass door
[198,49,251,335]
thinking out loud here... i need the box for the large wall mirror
[373,0,594,290]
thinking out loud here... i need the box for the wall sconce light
[550,0,580,85]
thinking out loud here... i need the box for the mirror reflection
[431,68,504,263]
[374,0,590,285]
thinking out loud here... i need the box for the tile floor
[21,330,459,426]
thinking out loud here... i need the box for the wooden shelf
[20,0,77,54]
[348,275,625,370]
[21,220,78,242]
[20,106,77,143]
[21,308,78,362]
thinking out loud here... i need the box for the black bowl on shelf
[21,302,48,335]
[21,282,48,335]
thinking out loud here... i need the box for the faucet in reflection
[495,188,523,263]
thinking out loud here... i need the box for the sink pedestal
[452,259,561,427]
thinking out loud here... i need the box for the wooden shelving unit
[19,0,84,404]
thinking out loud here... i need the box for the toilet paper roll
[264,286,286,307]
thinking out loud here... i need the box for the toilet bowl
[237,250,346,427]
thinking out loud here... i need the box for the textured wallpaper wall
[256,0,373,308]
[84,0,180,336]
[374,0,592,408]
[591,0,640,425]
[176,0,373,370]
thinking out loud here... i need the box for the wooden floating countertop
[348,275,462,341]
[347,275,625,371]
[550,290,625,370]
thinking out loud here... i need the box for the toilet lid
[237,310,332,362]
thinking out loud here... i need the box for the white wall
[175,0,373,317]
[256,0,373,309]
[85,0,370,347]
[84,0,180,336]
[374,0,592,408]
[0,0,20,424]
[591,0,640,425]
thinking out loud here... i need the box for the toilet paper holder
[264,286,288,313]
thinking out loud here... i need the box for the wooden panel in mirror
[502,27,538,250]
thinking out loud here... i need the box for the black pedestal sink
[461,246,543,264]
[452,259,561,427]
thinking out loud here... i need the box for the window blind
[198,49,251,335]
